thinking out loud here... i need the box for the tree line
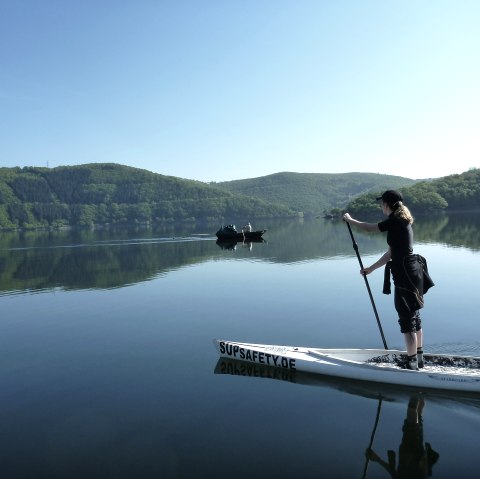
[215,171,417,216]
[0,164,295,229]
[342,168,480,216]
[1,163,478,229]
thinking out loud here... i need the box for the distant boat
[215,225,266,241]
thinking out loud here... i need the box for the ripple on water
[427,342,480,357]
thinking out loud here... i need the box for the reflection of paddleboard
[214,340,480,393]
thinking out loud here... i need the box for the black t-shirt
[378,213,413,262]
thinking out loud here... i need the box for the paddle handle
[346,222,389,350]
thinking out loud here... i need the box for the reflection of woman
[343,190,433,370]
[366,396,439,478]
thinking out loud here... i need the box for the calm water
[1,214,480,478]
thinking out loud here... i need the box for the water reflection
[215,358,480,479]
[364,396,440,479]
[0,212,479,294]
[0,235,216,293]
[214,358,480,403]
[215,238,265,251]
[415,212,480,250]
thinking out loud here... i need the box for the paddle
[346,222,389,349]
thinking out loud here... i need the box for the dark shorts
[394,287,423,333]
[397,310,422,334]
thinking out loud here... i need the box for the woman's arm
[362,249,391,275]
[343,213,379,233]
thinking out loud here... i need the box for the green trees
[406,183,448,211]
[344,168,479,216]
[0,164,477,229]
[0,164,294,229]
[215,172,417,216]
[9,174,53,203]
[434,168,480,210]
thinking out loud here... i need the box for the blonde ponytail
[393,201,414,224]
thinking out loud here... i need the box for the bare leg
[404,332,417,356]
[416,329,423,349]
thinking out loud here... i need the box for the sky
[1,0,479,182]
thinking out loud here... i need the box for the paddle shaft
[346,222,389,349]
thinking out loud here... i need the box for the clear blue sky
[1,0,479,182]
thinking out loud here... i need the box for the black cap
[376,190,403,204]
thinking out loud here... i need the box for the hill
[346,168,480,215]
[2,163,472,230]
[0,164,295,229]
[214,172,417,216]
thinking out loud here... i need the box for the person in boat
[365,396,439,478]
[343,190,434,371]
[242,222,252,233]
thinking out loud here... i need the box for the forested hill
[0,164,295,229]
[2,163,473,230]
[346,168,480,215]
[215,172,417,216]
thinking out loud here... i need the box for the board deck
[214,339,480,393]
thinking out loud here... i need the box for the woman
[343,190,433,371]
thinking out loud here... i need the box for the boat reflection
[215,238,266,251]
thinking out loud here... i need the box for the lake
[1,213,480,478]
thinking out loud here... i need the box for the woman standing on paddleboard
[343,190,433,371]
